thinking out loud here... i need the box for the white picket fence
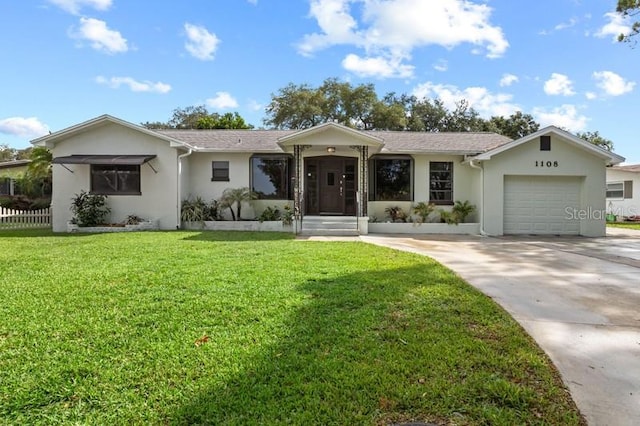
[0,206,52,229]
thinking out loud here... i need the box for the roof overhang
[52,154,156,165]
[277,122,384,150]
[472,126,625,166]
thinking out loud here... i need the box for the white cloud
[412,82,519,118]
[0,117,50,138]
[433,59,448,72]
[70,17,128,54]
[95,76,171,94]
[593,71,635,96]
[585,91,598,100]
[595,12,632,41]
[247,0,258,4]
[499,73,518,87]
[206,92,239,109]
[342,53,414,78]
[184,23,220,61]
[49,0,111,15]
[544,73,575,96]
[555,17,578,31]
[533,104,588,131]
[298,0,508,78]
[248,100,263,111]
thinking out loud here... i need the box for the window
[91,164,141,195]
[0,177,10,196]
[369,156,413,201]
[211,161,229,181]
[429,161,453,204]
[607,181,633,199]
[540,136,551,151]
[250,155,293,199]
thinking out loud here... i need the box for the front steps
[299,216,360,236]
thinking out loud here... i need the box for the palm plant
[452,200,476,223]
[219,187,257,221]
[412,201,436,223]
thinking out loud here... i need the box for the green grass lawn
[607,222,640,230]
[0,230,583,425]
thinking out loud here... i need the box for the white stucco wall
[50,122,180,231]
[368,155,480,223]
[606,168,640,218]
[482,135,607,237]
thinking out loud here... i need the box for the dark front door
[305,157,357,215]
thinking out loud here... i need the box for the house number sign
[535,161,559,167]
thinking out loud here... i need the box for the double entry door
[305,156,357,215]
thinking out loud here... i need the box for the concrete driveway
[361,229,640,426]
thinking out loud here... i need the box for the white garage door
[504,176,581,235]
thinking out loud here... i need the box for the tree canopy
[576,131,614,151]
[264,78,539,137]
[142,106,254,130]
[617,0,640,42]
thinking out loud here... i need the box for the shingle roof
[611,164,640,173]
[156,129,512,155]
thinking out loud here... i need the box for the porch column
[293,144,303,223]
[360,145,368,217]
[350,145,369,217]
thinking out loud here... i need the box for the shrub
[439,200,476,225]
[258,206,280,222]
[70,191,110,227]
[181,197,220,223]
[412,201,436,223]
[281,204,294,226]
[384,205,408,223]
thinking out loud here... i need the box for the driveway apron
[361,232,640,426]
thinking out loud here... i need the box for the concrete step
[300,216,360,236]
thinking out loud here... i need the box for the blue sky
[1,0,637,162]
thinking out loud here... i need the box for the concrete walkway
[360,232,640,426]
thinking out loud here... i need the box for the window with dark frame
[90,164,141,195]
[369,156,413,201]
[540,136,551,151]
[250,155,293,200]
[211,161,230,181]
[429,161,453,204]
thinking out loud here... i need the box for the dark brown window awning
[52,155,157,165]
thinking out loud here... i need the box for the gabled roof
[277,122,384,148]
[31,114,192,150]
[474,125,626,165]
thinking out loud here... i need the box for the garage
[504,175,581,235]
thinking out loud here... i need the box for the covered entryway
[305,156,357,215]
[504,175,581,235]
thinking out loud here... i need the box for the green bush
[70,191,110,227]
[181,197,220,223]
[258,206,280,222]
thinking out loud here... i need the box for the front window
[91,164,141,195]
[370,156,413,201]
[606,182,624,199]
[211,161,229,182]
[429,162,453,204]
[250,155,292,199]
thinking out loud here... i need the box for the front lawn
[0,230,583,425]
[607,222,640,230]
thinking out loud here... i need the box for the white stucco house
[606,164,639,219]
[32,114,624,236]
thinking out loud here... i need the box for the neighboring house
[32,114,624,236]
[606,164,639,219]
[0,159,31,196]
